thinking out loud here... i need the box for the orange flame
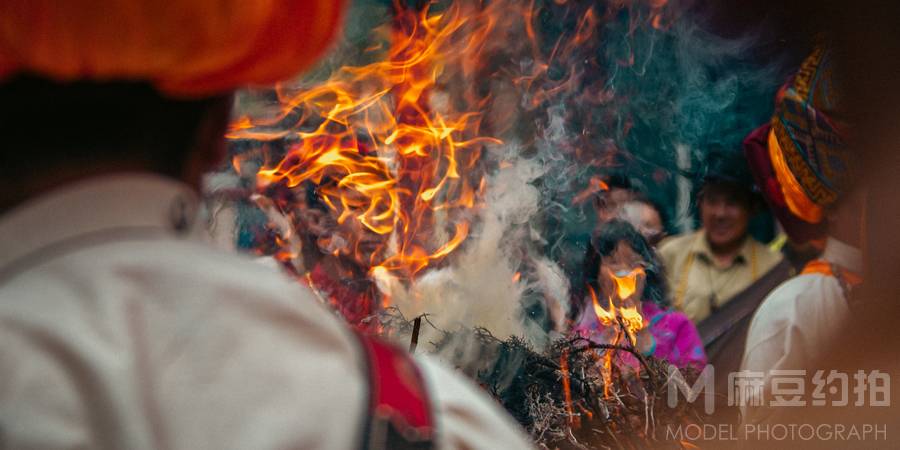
[229,3,504,280]
[559,349,579,428]
[649,0,669,30]
[588,266,647,396]
[610,267,644,342]
[589,284,615,326]
[611,266,643,300]
[571,175,609,205]
[588,284,617,397]
[228,0,675,287]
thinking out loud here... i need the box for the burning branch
[370,311,705,449]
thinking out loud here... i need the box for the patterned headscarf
[744,45,853,242]
[768,46,853,223]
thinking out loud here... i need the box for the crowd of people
[573,43,864,430]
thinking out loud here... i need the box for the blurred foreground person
[0,2,531,449]
[659,152,783,323]
[772,4,900,447]
[740,46,862,425]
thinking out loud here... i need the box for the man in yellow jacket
[659,152,783,324]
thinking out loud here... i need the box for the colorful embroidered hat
[744,46,853,242]
[744,123,826,242]
[0,0,346,97]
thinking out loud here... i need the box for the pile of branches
[373,309,707,449]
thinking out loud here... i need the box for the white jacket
[740,237,862,424]
[0,174,532,450]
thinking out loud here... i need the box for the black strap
[696,258,794,350]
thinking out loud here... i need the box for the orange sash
[801,259,863,287]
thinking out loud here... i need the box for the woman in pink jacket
[573,219,707,369]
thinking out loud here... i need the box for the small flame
[589,284,615,326]
[611,266,644,303]
[588,270,644,334]
[618,306,643,346]
[609,267,644,342]
[559,349,579,427]
[588,266,647,396]
[649,0,669,30]
[571,175,609,205]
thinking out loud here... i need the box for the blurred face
[593,187,634,223]
[699,186,751,250]
[619,201,664,246]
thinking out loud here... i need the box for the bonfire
[216,0,776,447]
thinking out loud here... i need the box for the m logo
[667,364,715,414]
